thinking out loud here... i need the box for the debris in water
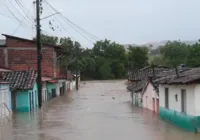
[101,94,104,96]
[112,97,115,99]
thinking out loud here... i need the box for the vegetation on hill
[40,34,200,80]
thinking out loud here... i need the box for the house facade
[155,68,200,132]
[0,82,12,123]
[142,82,159,113]
[159,84,200,132]
[1,70,38,112]
[127,80,146,107]
[0,34,73,96]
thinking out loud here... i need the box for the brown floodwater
[1,80,200,140]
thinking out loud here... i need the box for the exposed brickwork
[6,38,36,48]
[0,49,5,67]
[0,36,64,78]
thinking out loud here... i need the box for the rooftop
[0,70,37,92]
[153,68,200,85]
[2,34,62,49]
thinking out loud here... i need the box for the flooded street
[1,80,200,140]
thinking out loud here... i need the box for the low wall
[160,106,200,132]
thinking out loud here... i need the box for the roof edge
[2,34,62,49]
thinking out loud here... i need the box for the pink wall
[142,82,159,113]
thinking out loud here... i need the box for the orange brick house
[0,34,71,99]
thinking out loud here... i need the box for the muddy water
[1,80,200,140]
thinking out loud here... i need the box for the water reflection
[0,80,200,140]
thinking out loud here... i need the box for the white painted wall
[194,85,200,116]
[142,83,159,112]
[159,84,196,116]
[42,83,47,103]
[0,86,10,122]
[55,83,58,96]
[70,81,76,90]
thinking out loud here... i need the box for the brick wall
[0,37,63,78]
[0,49,5,67]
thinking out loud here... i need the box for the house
[1,70,38,112]
[127,80,146,107]
[0,34,71,95]
[0,81,12,124]
[42,77,52,103]
[141,79,159,113]
[154,68,200,132]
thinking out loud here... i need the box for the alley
[1,80,200,140]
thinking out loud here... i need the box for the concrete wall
[15,82,38,112]
[16,91,29,112]
[42,83,48,103]
[142,83,159,112]
[70,80,76,90]
[0,37,64,78]
[194,85,200,116]
[159,84,195,116]
[0,84,11,119]
[159,84,200,132]
[132,92,142,107]
[47,83,56,99]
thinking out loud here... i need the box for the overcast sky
[0,0,200,48]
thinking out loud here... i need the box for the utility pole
[75,42,79,90]
[36,0,42,108]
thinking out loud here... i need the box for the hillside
[123,40,199,52]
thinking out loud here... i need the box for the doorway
[152,98,155,112]
[156,99,159,113]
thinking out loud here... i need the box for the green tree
[34,34,58,45]
[160,41,189,76]
[128,46,149,70]
[186,42,200,67]
[149,55,166,66]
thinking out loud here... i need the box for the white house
[142,81,159,113]
[155,68,200,132]
[127,80,146,107]
[0,82,12,125]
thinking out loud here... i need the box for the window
[181,89,186,113]
[175,94,178,102]
[165,88,169,108]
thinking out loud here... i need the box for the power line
[14,0,34,22]
[5,0,33,25]
[0,0,26,27]
[12,3,33,35]
[43,2,76,40]
[44,0,99,42]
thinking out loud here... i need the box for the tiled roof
[127,67,191,81]
[153,68,200,84]
[127,80,147,93]
[0,70,37,91]
[127,68,171,81]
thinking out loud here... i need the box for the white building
[155,68,200,132]
[127,80,146,107]
[0,82,12,125]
